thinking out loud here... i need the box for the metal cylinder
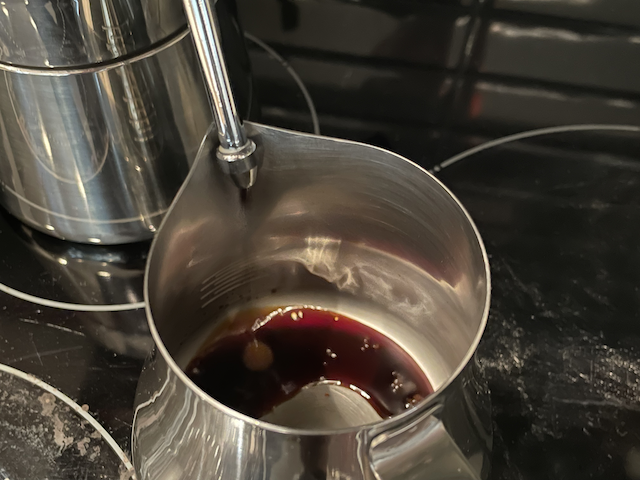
[0,0,253,244]
[0,0,186,68]
[0,30,210,244]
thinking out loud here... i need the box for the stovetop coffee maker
[0,0,253,245]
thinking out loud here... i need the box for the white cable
[244,32,320,135]
[0,362,135,474]
[431,124,640,173]
[0,281,144,311]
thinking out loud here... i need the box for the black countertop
[438,127,640,480]
[0,126,639,479]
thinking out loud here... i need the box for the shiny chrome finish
[134,123,492,480]
[0,0,186,68]
[183,0,257,189]
[0,30,212,244]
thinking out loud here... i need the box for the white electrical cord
[244,32,321,135]
[431,124,640,173]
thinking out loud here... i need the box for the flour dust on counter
[0,364,134,480]
[439,126,640,480]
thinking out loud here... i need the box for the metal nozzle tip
[216,139,258,190]
[230,165,258,189]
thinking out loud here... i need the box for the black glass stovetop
[0,125,639,480]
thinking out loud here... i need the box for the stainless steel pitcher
[132,123,492,480]
[0,0,251,244]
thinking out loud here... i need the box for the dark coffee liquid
[185,306,433,419]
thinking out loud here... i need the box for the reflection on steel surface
[0,30,211,244]
[133,123,492,480]
[0,0,185,68]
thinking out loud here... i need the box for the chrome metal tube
[184,0,245,151]
[183,0,257,189]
